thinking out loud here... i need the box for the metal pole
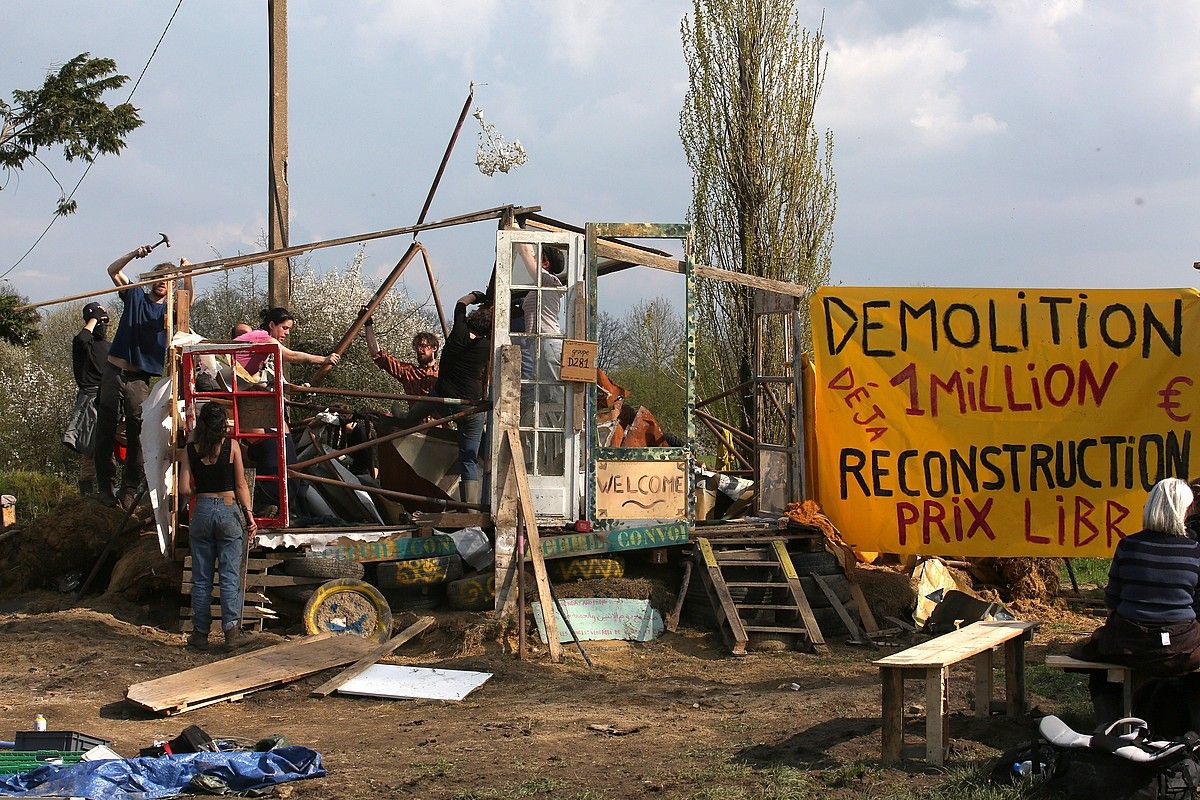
[414,86,474,236]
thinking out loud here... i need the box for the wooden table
[874,620,1038,765]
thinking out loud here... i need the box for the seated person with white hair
[1071,477,1200,722]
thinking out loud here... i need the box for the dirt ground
[0,589,1106,800]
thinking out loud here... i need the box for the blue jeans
[189,496,246,633]
[457,410,486,481]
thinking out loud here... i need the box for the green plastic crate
[0,750,84,775]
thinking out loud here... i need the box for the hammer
[146,232,170,251]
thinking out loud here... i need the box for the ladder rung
[726,581,786,588]
[714,558,778,566]
[734,604,798,611]
[744,625,808,634]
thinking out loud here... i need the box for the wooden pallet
[693,537,828,656]
[178,554,285,632]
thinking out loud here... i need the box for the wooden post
[571,284,586,433]
[974,648,994,719]
[267,0,289,311]
[880,667,904,763]
[926,666,949,766]
[1004,636,1028,717]
[493,345,522,615]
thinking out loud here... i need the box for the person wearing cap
[64,302,111,495]
[93,245,181,508]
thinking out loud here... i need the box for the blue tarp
[0,746,324,799]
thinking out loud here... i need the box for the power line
[0,0,185,283]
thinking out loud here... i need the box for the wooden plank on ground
[311,617,435,697]
[126,633,376,714]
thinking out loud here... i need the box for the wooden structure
[126,632,376,715]
[875,620,1038,765]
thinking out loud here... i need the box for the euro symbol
[1157,376,1193,422]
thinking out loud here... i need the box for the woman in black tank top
[180,402,256,652]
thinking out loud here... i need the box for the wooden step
[714,557,778,566]
[734,603,798,611]
[744,625,808,634]
[726,581,787,588]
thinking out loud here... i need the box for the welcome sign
[811,287,1200,557]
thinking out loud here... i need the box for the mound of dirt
[853,564,916,623]
[970,557,1061,601]
[0,497,153,592]
[106,533,180,601]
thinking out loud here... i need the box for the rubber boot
[461,479,482,506]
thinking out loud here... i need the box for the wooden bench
[1045,654,1139,717]
[875,620,1039,765]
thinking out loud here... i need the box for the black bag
[994,716,1200,800]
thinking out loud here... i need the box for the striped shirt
[1106,529,1200,623]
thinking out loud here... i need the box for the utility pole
[268,0,289,309]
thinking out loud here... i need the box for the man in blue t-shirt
[93,245,181,508]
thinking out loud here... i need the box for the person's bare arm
[107,245,152,287]
[177,444,193,501]
[363,314,382,358]
[231,444,257,537]
[260,334,341,367]
[506,222,540,280]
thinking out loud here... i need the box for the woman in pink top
[235,307,341,377]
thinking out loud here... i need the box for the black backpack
[992,716,1200,800]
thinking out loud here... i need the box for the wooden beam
[492,345,522,615]
[267,0,289,309]
[310,616,435,697]
[286,384,474,404]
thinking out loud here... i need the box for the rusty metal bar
[16,204,541,311]
[420,247,451,340]
[290,469,486,511]
[696,413,753,468]
[695,380,753,411]
[414,86,474,237]
[290,404,488,471]
[692,408,755,445]
[286,384,473,404]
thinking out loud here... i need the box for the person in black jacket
[1071,477,1200,723]
[409,292,492,505]
[65,302,111,495]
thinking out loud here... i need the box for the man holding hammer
[93,236,177,508]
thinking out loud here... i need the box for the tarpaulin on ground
[811,286,1200,558]
[0,746,324,799]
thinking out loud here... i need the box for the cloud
[539,0,616,70]
[353,0,502,66]
[822,26,1007,149]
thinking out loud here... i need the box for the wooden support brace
[419,247,451,340]
[505,428,563,663]
[665,560,692,633]
[810,571,866,644]
[880,667,904,764]
[926,666,949,766]
[974,648,994,719]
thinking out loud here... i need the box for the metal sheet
[335,664,492,701]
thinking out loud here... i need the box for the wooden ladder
[695,537,828,656]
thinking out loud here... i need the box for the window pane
[520,384,535,427]
[538,339,562,382]
[510,242,538,288]
[538,431,565,476]
[537,288,566,336]
[520,430,536,473]
[539,384,565,428]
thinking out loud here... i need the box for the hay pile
[552,576,676,613]
[0,496,149,592]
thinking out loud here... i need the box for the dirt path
[0,597,1101,799]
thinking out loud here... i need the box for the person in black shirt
[64,302,111,495]
[409,291,492,505]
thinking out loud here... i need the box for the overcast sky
[2,0,1198,326]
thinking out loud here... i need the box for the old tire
[550,556,625,582]
[447,572,496,612]
[302,578,392,643]
[788,549,841,575]
[283,554,364,580]
[382,587,445,612]
[377,555,463,589]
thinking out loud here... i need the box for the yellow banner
[810,287,1200,557]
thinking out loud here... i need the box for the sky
[2,0,1199,326]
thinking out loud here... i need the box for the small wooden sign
[594,460,687,520]
[559,339,598,383]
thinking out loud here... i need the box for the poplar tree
[681,0,836,432]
